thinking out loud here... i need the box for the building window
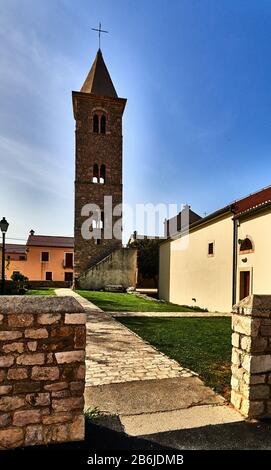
[92,163,99,183]
[93,114,99,133]
[65,272,73,282]
[208,242,214,256]
[19,255,26,260]
[100,115,106,134]
[45,272,52,281]
[100,164,106,184]
[41,252,49,262]
[239,237,253,253]
[64,253,73,268]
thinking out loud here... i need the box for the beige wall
[236,208,271,300]
[159,213,234,312]
[159,242,171,300]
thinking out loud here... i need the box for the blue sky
[1,0,271,242]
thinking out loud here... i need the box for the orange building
[4,232,74,283]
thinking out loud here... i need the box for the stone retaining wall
[231,295,271,418]
[0,296,86,450]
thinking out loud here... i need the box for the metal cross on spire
[91,22,108,49]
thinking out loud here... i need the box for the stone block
[2,342,24,353]
[232,315,260,337]
[25,425,43,445]
[0,396,25,412]
[37,313,61,325]
[0,331,22,341]
[0,428,24,449]
[0,356,14,368]
[28,341,38,352]
[75,326,86,349]
[8,314,33,327]
[230,375,239,391]
[250,355,271,373]
[52,397,84,412]
[13,382,41,394]
[32,366,60,381]
[25,328,49,339]
[7,368,28,380]
[249,384,270,400]
[16,353,44,366]
[76,365,86,380]
[69,415,84,441]
[0,386,12,395]
[25,393,50,407]
[65,313,86,325]
[232,348,241,367]
[44,423,69,443]
[240,336,251,352]
[55,350,85,364]
[42,413,73,425]
[231,390,242,410]
[13,410,41,426]
[0,413,11,428]
[44,382,68,392]
[232,333,240,348]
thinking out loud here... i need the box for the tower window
[93,114,99,133]
[239,238,253,252]
[208,242,214,256]
[100,115,106,134]
[100,164,106,184]
[92,163,99,183]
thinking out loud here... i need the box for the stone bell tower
[72,49,126,279]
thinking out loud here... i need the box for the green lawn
[76,290,201,312]
[26,288,56,295]
[118,317,232,398]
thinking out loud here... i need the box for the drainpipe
[232,217,238,307]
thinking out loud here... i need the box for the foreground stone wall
[0,296,86,450]
[231,295,271,418]
[78,247,137,290]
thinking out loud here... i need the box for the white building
[159,186,271,312]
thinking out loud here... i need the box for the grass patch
[26,288,56,296]
[76,290,201,312]
[118,317,232,398]
[84,407,105,420]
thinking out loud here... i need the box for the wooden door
[240,271,250,300]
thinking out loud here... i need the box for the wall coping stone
[0,296,85,314]
[233,295,271,317]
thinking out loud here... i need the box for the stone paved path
[56,289,195,386]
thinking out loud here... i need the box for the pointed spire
[80,49,118,98]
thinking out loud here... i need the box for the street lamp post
[0,217,9,295]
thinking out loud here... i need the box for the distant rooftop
[26,235,74,248]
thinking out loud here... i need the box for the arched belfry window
[100,115,106,134]
[100,164,106,184]
[239,237,253,252]
[92,164,99,183]
[93,114,99,133]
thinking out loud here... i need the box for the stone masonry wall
[0,296,86,450]
[231,295,271,418]
[78,247,137,290]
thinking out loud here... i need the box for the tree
[128,237,159,286]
